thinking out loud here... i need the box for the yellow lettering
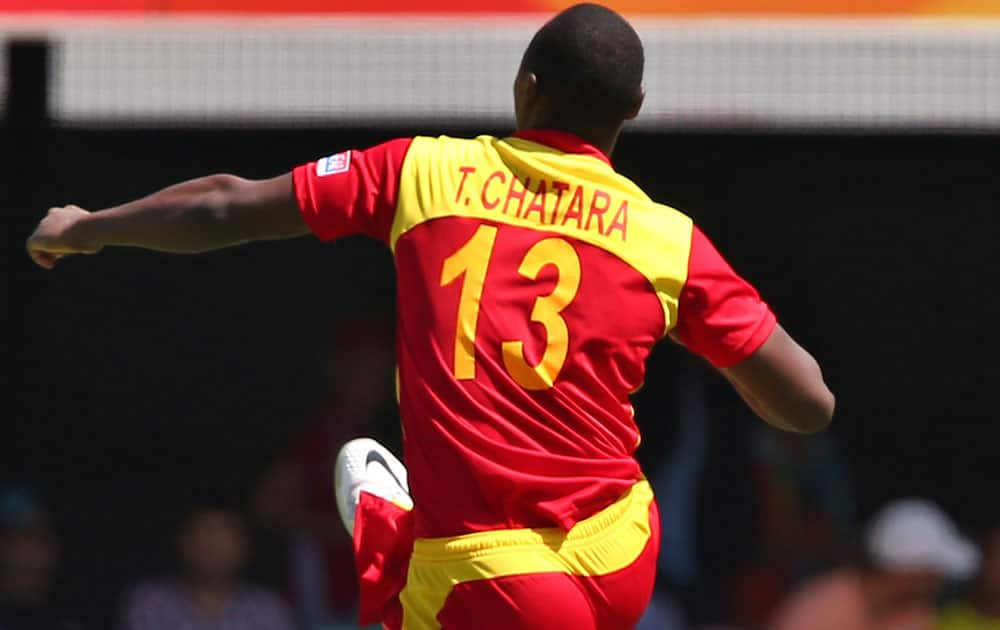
[439,225,499,379]
[502,238,582,390]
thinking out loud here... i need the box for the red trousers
[353,481,660,630]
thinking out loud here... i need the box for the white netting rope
[4,17,998,129]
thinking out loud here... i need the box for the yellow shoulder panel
[391,135,693,334]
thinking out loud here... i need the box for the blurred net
[23,17,1000,129]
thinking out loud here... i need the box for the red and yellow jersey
[293,130,775,538]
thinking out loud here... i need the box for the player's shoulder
[649,196,694,227]
[401,134,505,171]
[611,171,695,237]
[408,133,499,153]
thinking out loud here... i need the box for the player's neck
[521,119,622,158]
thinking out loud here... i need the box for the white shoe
[334,437,413,537]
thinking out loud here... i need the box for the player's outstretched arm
[719,324,835,434]
[26,173,306,269]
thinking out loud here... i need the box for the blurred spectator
[639,361,707,629]
[767,497,978,630]
[636,591,688,630]
[0,486,83,630]
[938,524,1000,629]
[252,316,396,630]
[732,423,857,626]
[119,504,294,630]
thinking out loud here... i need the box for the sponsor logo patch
[316,151,351,176]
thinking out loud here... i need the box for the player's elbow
[783,386,835,434]
[200,174,246,218]
[189,174,253,249]
[729,325,836,434]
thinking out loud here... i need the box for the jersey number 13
[440,224,581,391]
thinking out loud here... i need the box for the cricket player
[26,4,835,628]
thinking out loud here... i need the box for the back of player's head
[520,3,644,127]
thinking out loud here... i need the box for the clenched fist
[26,205,101,269]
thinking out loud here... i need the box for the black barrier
[6,39,49,128]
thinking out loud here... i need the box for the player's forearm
[722,326,836,434]
[71,174,302,253]
[745,375,833,434]
[68,175,258,253]
[729,374,830,434]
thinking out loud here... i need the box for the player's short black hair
[521,3,644,126]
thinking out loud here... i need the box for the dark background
[4,39,999,627]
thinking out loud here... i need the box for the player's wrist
[68,210,106,253]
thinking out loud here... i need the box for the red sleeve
[673,226,778,368]
[292,138,413,244]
